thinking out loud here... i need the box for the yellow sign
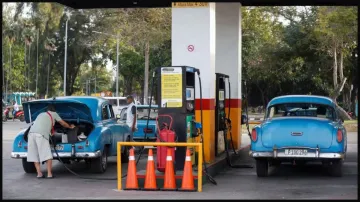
[172,2,209,8]
[161,67,183,108]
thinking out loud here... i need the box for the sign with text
[172,2,209,8]
[161,67,183,108]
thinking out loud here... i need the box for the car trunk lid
[261,117,335,149]
[23,100,93,123]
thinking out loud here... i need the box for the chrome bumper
[249,145,345,159]
[11,150,102,159]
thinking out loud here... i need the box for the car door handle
[291,132,303,136]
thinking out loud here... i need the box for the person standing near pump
[27,104,75,179]
[12,100,19,121]
[126,95,137,133]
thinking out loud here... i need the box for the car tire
[22,158,37,173]
[90,147,108,173]
[121,137,131,163]
[329,160,343,177]
[256,159,269,177]
[19,115,25,122]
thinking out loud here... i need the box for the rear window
[107,99,117,106]
[266,103,336,121]
[119,99,127,106]
[137,107,158,120]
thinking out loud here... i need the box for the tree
[313,6,357,101]
[118,8,171,104]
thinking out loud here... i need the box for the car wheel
[19,115,25,122]
[121,137,131,163]
[22,158,37,173]
[91,147,108,173]
[329,160,343,177]
[256,159,269,177]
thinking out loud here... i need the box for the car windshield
[107,99,117,106]
[137,107,158,120]
[266,103,336,121]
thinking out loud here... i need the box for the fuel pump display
[215,73,228,156]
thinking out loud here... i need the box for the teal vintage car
[11,96,132,173]
[118,105,158,141]
[249,95,347,177]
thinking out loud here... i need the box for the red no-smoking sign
[187,45,194,52]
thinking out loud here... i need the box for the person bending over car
[27,104,75,179]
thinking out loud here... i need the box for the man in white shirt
[12,101,19,121]
[126,95,137,132]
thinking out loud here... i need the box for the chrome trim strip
[11,150,101,159]
[249,150,344,159]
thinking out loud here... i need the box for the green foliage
[2,4,357,109]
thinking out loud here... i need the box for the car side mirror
[339,118,344,124]
[241,114,247,125]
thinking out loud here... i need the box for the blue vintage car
[11,96,132,173]
[249,95,347,177]
[118,105,158,141]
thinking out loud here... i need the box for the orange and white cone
[142,149,159,191]
[160,148,177,191]
[124,148,140,190]
[179,149,196,191]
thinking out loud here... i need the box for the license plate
[284,149,308,156]
[52,145,64,151]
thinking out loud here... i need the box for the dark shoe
[46,176,55,179]
[37,175,45,179]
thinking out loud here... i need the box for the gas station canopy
[56,0,352,9]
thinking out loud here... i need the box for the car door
[103,104,120,156]
[119,107,127,123]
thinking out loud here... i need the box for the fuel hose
[222,78,253,169]
[196,71,217,185]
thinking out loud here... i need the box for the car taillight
[24,146,28,150]
[85,140,89,147]
[251,129,257,142]
[18,141,22,148]
[337,129,343,142]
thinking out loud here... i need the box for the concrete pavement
[2,120,357,199]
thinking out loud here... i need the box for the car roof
[137,105,158,108]
[267,95,335,108]
[103,97,127,99]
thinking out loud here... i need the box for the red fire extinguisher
[156,115,176,172]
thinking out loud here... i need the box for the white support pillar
[215,3,242,99]
[215,3,243,149]
[172,3,217,162]
[172,3,216,99]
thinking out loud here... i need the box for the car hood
[23,100,93,123]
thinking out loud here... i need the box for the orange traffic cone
[179,149,196,191]
[142,149,159,191]
[160,148,177,191]
[124,148,140,190]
